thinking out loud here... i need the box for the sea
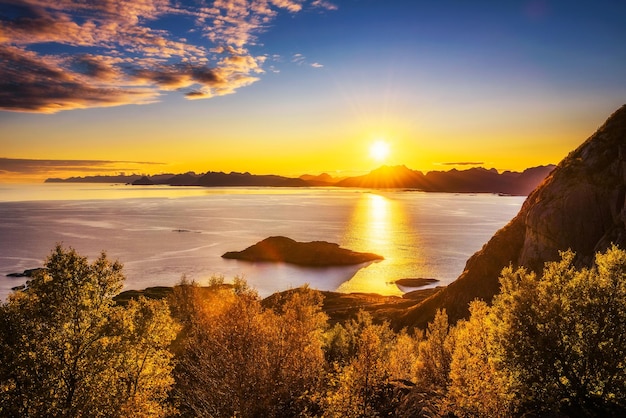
[0,183,525,300]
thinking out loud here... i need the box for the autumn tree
[114,297,178,417]
[491,246,626,416]
[270,286,329,415]
[172,283,328,417]
[324,312,403,417]
[445,300,513,417]
[0,245,177,417]
[414,309,455,392]
[398,309,455,417]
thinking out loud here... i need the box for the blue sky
[1,0,625,181]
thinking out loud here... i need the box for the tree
[446,300,513,417]
[323,312,400,417]
[172,283,328,417]
[414,309,455,393]
[491,246,626,416]
[401,309,455,417]
[387,329,420,383]
[271,286,328,416]
[0,245,177,417]
[114,297,178,417]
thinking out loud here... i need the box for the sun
[370,140,390,162]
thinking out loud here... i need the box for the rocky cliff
[400,104,626,328]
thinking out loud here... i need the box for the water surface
[0,184,524,299]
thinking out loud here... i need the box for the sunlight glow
[338,193,417,295]
[370,140,390,162]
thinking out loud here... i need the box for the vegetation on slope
[2,245,625,417]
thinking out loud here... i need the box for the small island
[222,236,384,267]
[394,278,439,288]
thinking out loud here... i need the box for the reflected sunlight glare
[339,193,422,295]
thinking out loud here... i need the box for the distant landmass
[398,104,626,329]
[222,236,384,267]
[46,164,556,195]
[335,165,555,195]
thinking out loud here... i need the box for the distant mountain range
[46,164,556,195]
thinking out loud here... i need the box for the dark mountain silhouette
[132,176,153,185]
[399,104,626,329]
[131,172,201,186]
[299,172,342,186]
[336,165,427,189]
[335,164,555,195]
[164,172,202,186]
[196,171,308,187]
[46,165,553,195]
[46,174,144,183]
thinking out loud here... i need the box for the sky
[1,0,625,182]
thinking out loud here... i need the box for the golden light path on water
[339,193,422,296]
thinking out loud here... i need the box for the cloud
[0,0,336,113]
[439,162,485,166]
[0,45,158,113]
[289,53,323,68]
[311,0,338,10]
[291,53,306,65]
[0,158,162,176]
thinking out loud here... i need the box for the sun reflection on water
[338,193,422,295]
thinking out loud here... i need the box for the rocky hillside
[399,104,626,329]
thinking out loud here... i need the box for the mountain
[335,165,427,189]
[299,172,341,186]
[196,171,308,187]
[46,174,144,183]
[399,104,626,328]
[45,165,553,195]
[335,164,555,195]
[128,171,306,187]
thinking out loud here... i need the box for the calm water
[0,184,525,300]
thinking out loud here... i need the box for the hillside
[399,104,626,328]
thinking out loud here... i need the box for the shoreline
[113,284,445,326]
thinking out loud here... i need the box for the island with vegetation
[222,236,384,266]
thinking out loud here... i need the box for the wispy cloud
[311,0,338,11]
[0,158,162,176]
[439,162,485,166]
[289,53,323,68]
[0,0,336,113]
[291,53,306,65]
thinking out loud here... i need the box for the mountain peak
[400,104,626,328]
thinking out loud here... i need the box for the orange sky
[1,1,625,183]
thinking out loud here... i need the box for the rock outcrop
[399,104,626,328]
[222,236,384,267]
